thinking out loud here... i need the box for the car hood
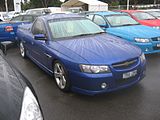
[138,19,160,26]
[0,56,23,120]
[107,25,160,40]
[55,34,141,65]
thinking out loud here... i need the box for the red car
[119,10,160,30]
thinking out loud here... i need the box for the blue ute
[17,14,146,95]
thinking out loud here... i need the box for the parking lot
[5,46,160,120]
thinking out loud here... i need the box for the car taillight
[5,26,13,32]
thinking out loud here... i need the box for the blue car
[86,11,160,54]
[17,14,146,95]
[0,14,38,42]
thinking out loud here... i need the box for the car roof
[40,14,84,21]
[120,10,143,13]
[89,11,126,16]
[26,8,50,11]
[18,14,39,17]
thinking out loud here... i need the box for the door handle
[44,53,52,58]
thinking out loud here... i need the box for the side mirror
[34,34,47,41]
[99,24,108,31]
[99,24,108,28]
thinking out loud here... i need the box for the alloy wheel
[54,63,67,90]
[20,42,25,57]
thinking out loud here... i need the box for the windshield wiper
[93,32,106,35]
[72,32,106,37]
[144,18,156,20]
[121,23,140,26]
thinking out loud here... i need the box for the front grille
[112,58,138,69]
[153,46,160,50]
[151,37,160,41]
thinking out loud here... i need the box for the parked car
[17,14,146,95]
[0,47,43,120]
[87,11,160,54]
[10,14,39,22]
[119,10,160,30]
[142,9,160,19]
[0,14,39,42]
[0,12,9,21]
[25,8,51,15]
[6,11,20,20]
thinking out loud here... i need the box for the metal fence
[109,4,160,10]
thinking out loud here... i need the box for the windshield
[132,12,156,20]
[48,18,104,39]
[148,11,160,17]
[105,15,139,27]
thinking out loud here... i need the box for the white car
[25,8,51,15]
[0,12,8,21]
[7,11,20,20]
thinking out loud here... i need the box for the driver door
[31,19,50,69]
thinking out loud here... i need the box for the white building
[61,0,108,11]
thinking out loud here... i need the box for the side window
[86,14,94,20]
[93,15,106,25]
[32,19,46,35]
[11,16,23,21]
[23,16,33,22]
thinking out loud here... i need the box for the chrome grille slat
[112,59,138,69]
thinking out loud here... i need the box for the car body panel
[55,34,141,64]
[0,21,26,42]
[137,19,160,27]
[0,55,23,120]
[0,49,44,119]
[107,25,160,39]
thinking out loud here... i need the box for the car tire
[53,61,70,92]
[20,41,26,58]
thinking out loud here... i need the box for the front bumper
[68,59,146,95]
[134,42,160,54]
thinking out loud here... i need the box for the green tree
[30,0,62,8]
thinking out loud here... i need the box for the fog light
[145,48,149,52]
[101,83,108,89]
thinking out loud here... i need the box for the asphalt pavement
[5,47,160,120]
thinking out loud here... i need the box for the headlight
[153,26,160,30]
[20,87,43,120]
[80,64,111,73]
[135,38,150,43]
[140,53,146,63]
